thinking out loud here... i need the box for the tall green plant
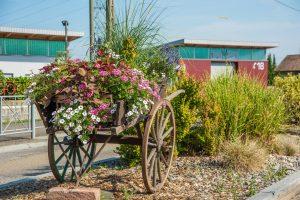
[198,75,286,155]
[97,0,176,82]
[274,75,300,125]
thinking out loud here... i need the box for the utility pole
[61,20,69,58]
[89,0,95,60]
[106,0,114,42]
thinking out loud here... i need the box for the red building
[168,39,278,84]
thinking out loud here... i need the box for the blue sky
[1,0,299,62]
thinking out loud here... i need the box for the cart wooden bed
[35,82,184,193]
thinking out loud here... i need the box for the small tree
[268,54,276,85]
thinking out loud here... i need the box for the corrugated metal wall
[178,46,266,61]
[0,38,65,57]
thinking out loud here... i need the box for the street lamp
[61,20,69,58]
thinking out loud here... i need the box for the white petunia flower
[66,115,71,120]
[82,111,87,117]
[91,115,96,120]
[66,108,72,113]
[126,111,133,117]
[143,100,148,105]
[69,122,74,127]
[77,126,82,131]
[70,111,75,116]
[63,113,68,118]
[74,109,79,113]
[96,117,101,122]
[59,119,65,124]
[78,105,84,110]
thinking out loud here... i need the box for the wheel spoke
[159,112,171,136]
[61,147,73,180]
[70,148,77,181]
[148,142,157,148]
[76,148,83,167]
[160,152,168,166]
[159,107,165,137]
[79,145,92,160]
[149,152,156,177]
[55,145,71,165]
[147,148,156,165]
[151,124,157,142]
[157,155,162,182]
[162,127,174,141]
[153,158,157,187]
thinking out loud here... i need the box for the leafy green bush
[170,72,203,154]
[274,75,300,125]
[197,75,286,155]
[0,75,31,95]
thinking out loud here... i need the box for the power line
[0,0,72,26]
[0,0,45,18]
[273,0,300,12]
[25,6,88,27]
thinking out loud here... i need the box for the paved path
[0,134,118,184]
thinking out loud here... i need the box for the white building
[0,27,84,77]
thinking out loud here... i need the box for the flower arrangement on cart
[27,43,184,193]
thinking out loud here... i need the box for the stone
[47,187,101,200]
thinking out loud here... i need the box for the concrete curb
[0,157,120,190]
[247,170,300,200]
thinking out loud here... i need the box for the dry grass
[270,134,300,156]
[221,140,267,172]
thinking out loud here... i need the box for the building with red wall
[168,39,278,84]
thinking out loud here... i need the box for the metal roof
[167,39,278,49]
[276,54,300,72]
[0,26,84,41]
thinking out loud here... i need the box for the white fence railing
[0,95,39,138]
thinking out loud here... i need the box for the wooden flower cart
[35,83,184,193]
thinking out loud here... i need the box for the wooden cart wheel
[48,130,96,182]
[142,100,176,193]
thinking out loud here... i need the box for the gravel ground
[0,154,299,200]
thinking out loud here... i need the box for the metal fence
[0,95,39,139]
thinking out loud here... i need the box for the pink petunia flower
[112,69,121,76]
[79,82,87,90]
[120,75,129,82]
[99,70,109,77]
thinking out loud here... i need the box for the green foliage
[115,128,141,167]
[97,0,177,83]
[0,75,31,95]
[170,72,203,154]
[267,54,277,85]
[274,75,300,125]
[197,75,286,155]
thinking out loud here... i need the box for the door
[210,62,236,79]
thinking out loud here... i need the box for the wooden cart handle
[164,89,185,101]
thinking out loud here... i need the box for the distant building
[0,27,84,77]
[167,39,278,84]
[276,54,300,75]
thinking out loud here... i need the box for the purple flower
[112,69,121,76]
[120,75,128,82]
[86,91,94,98]
[99,70,109,77]
[79,82,87,90]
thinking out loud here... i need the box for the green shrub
[274,75,300,125]
[0,75,31,95]
[170,73,203,154]
[198,75,286,155]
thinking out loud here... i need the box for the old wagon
[35,79,184,193]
